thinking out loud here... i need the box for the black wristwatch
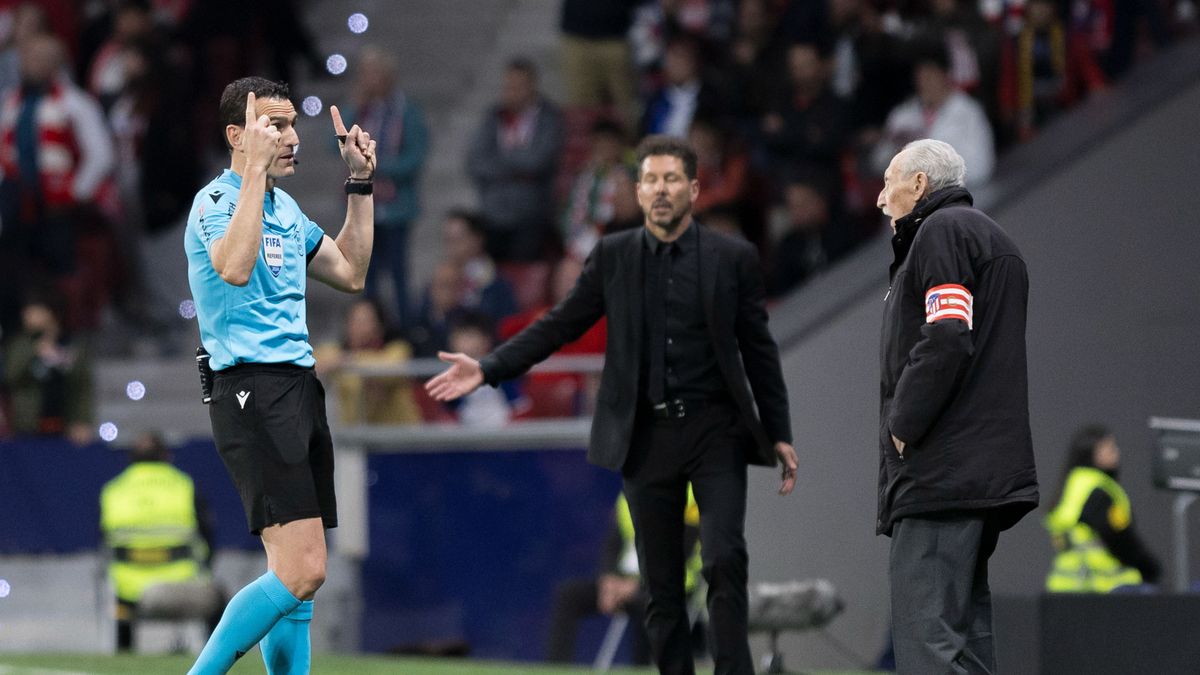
[345,177,373,195]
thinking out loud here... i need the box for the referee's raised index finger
[245,92,257,126]
[330,105,348,136]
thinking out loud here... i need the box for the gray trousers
[890,513,1001,675]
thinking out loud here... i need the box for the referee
[184,77,376,674]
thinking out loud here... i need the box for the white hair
[898,139,966,192]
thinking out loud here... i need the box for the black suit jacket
[480,224,792,471]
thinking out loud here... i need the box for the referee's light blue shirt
[184,169,326,371]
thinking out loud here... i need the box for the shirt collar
[223,168,276,201]
[642,220,697,256]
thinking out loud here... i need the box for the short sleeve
[303,211,325,256]
[195,188,235,251]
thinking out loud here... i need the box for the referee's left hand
[330,105,376,179]
[775,442,798,496]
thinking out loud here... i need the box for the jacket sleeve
[733,241,792,444]
[479,240,606,385]
[1079,488,1162,584]
[888,218,975,444]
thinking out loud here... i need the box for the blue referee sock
[188,571,301,675]
[261,599,314,674]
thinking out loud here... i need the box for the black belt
[648,398,731,420]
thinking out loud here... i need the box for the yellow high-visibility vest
[100,462,207,603]
[1045,466,1142,593]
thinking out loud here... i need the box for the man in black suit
[427,135,798,675]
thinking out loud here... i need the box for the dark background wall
[745,69,1200,670]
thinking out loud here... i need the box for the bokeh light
[348,13,369,34]
[178,299,196,319]
[326,54,347,76]
[126,381,146,401]
[0,579,9,598]
[302,96,323,117]
[99,422,118,443]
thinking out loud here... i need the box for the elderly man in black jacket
[429,135,799,675]
[876,138,1039,674]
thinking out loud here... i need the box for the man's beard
[651,201,691,232]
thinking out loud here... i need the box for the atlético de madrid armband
[925,284,973,329]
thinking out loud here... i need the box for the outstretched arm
[308,104,378,293]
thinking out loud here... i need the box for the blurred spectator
[0,2,52,94]
[605,168,647,234]
[466,57,564,262]
[343,45,430,329]
[689,117,750,216]
[721,0,787,123]
[640,37,724,137]
[1045,424,1162,591]
[445,312,527,427]
[910,0,1002,124]
[769,167,851,297]
[1001,0,1107,141]
[560,119,633,257]
[871,47,995,187]
[86,1,155,111]
[105,36,197,337]
[1106,0,1171,77]
[2,295,93,444]
[499,255,608,418]
[827,0,911,131]
[559,0,639,128]
[314,298,420,426]
[409,261,466,359]
[442,210,520,323]
[0,32,116,332]
[761,41,849,177]
[630,0,738,81]
[101,431,221,652]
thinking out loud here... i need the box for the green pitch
[0,653,878,674]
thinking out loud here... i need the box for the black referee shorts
[209,363,337,535]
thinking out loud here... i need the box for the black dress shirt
[641,224,726,404]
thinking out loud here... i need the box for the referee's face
[255,97,301,179]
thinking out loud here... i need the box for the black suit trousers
[622,403,754,675]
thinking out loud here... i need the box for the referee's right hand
[242,92,281,171]
[425,351,484,402]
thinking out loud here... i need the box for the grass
[0,653,653,675]
[0,653,879,674]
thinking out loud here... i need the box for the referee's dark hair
[635,135,698,180]
[218,76,290,149]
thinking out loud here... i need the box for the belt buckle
[668,399,686,418]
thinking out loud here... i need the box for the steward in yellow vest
[1045,426,1160,592]
[100,433,216,651]
[546,488,703,665]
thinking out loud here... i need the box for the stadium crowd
[0,0,1188,436]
